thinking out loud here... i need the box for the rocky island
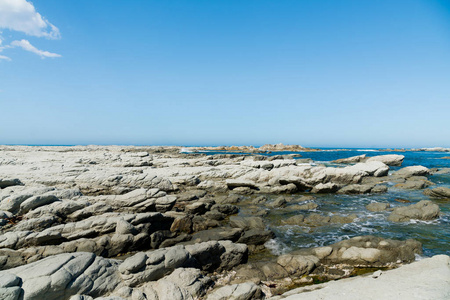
[0,145,449,300]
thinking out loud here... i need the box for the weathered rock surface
[0,240,248,300]
[291,236,422,267]
[387,200,440,222]
[283,213,357,226]
[332,155,366,164]
[366,154,404,166]
[393,166,430,178]
[424,187,450,198]
[0,146,445,300]
[207,282,263,300]
[366,202,390,212]
[332,154,404,166]
[0,178,23,189]
[273,255,450,300]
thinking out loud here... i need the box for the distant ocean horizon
[2,144,450,150]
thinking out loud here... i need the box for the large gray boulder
[393,166,430,178]
[332,155,366,164]
[366,154,404,166]
[387,200,440,222]
[423,187,450,198]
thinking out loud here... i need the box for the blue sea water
[201,148,450,257]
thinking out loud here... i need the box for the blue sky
[0,0,449,147]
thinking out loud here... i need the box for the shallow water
[207,149,450,257]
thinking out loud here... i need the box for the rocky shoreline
[0,145,449,299]
[184,144,450,153]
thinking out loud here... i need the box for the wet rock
[311,183,340,193]
[330,214,357,224]
[434,168,450,175]
[251,196,267,204]
[237,229,275,245]
[287,202,318,211]
[394,177,433,190]
[371,185,388,193]
[170,215,193,233]
[204,210,226,221]
[191,227,243,243]
[192,216,220,232]
[283,213,356,226]
[232,187,254,195]
[214,194,242,204]
[337,184,374,194]
[282,215,305,225]
[387,200,440,222]
[423,187,450,198]
[185,241,247,272]
[293,236,422,267]
[270,197,287,208]
[366,202,390,212]
[210,204,239,216]
[229,216,265,230]
[304,213,331,225]
[185,200,213,215]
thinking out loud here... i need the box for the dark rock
[237,229,275,245]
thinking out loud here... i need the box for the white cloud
[0,0,61,60]
[11,39,61,58]
[0,0,60,39]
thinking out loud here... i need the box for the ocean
[198,148,450,257]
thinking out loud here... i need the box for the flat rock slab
[274,255,450,300]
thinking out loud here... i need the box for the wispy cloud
[0,0,61,59]
[11,39,61,58]
[0,0,60,39]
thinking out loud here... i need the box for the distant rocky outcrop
[332,154,404,166]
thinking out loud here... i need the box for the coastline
[0,145,449,299]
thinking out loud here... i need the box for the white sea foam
[180,148,193,153]
[408,219,440,225]
[414,253,426,261]
[356,149,379,152]
[264,239,291,255]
